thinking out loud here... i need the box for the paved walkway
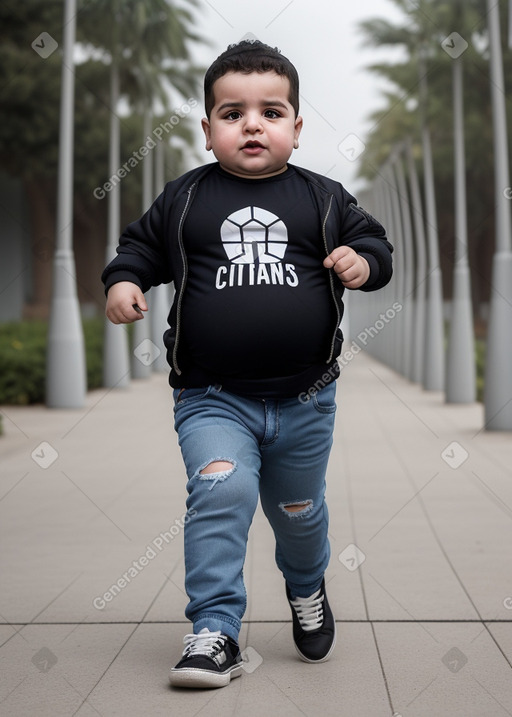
[1,350,511,716]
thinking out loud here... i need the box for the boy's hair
[204,40,300,118]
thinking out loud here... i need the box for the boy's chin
[219,160,290,179]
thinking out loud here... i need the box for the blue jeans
[172,382,337,642]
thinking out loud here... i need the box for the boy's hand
[323,246,370,289]
[105,281,148,324]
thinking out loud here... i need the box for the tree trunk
[23,176,56,319]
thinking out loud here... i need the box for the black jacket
[101,162,394,383]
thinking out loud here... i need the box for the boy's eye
[264,109,280,119]
[225,111,241,120]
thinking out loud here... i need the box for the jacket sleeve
[101,189,173,295]
[337,188,394,292]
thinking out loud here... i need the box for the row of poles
[349,0,512,430]
[46,0,512,430]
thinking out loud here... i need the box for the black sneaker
[169,628,243,688]
[286,579,336,663]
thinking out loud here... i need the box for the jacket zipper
[322,194,341,363]
[172,183,196,375]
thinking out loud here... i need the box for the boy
[102,40,393,689]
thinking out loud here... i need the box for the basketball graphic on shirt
[220,206,288,264]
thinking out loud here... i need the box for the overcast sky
[185,0,407,194]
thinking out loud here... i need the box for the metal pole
[387,160,405,375]
[131,109,153,379]
[46,0,87,408]
[406,138,427,386]
[103,58,131,388]
[379,176,396,367]
[446,56,476,403]
[418,49,445,392]
[372,178,393,365]
[484,0,512,429]
[378,172,399,369]
[394,149,415,381]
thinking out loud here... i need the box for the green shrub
[0,318,104,406]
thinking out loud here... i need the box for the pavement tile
[0,623,136,717]
[486,623,512,662]
[374,621,512,717]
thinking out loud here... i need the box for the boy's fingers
[339,265,358,282]
[106,308,125,324]
[323,247,369,288]
[325,256,352,276]
[323,246,352,270]
[107,302,144,324]
[133,292,148,312]
[132,295,148,319]
[124,302,145,321]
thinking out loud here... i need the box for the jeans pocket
[311,383,337,414]
[173,386,212,406]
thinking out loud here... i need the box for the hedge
[0,318,104,406]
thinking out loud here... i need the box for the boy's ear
[201,117,212,151]
[293,115,303,149]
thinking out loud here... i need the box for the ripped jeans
[172,382,337,641]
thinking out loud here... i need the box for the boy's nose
[243,112,263,133]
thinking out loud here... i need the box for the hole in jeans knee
[280,500,313,517]
[195,458,236,490]
[200,460,234,475]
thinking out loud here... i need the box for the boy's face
[202,71,302,179]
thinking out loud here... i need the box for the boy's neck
[218,162,289,180]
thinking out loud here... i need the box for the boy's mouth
[242,140,265,155]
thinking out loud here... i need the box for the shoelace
[290,588,324,632]
[182,629,226,657]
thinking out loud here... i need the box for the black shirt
[179,165,338,397]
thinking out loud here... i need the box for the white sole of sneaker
[294,625,337,664]
[169,664,242,689]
